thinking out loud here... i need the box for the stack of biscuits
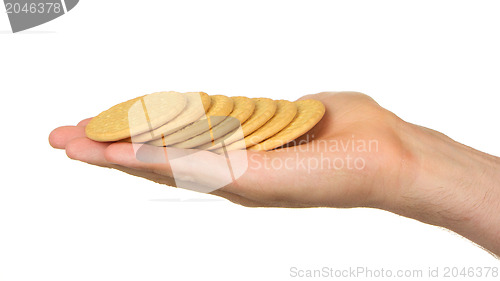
[85,91,325,151]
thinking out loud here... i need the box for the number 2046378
[5,2,62,14]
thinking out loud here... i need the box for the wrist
[389,122,500,255]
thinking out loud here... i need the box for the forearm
[390,122,500,256]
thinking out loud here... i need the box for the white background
[1,1,499,280]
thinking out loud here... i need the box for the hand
[49,92,500,256]
[48,92,407,208]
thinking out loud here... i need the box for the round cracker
[148,95,233,147]
[196,97,276,150]
[128,92,211,143]
[249,99,325,151]
[172,96,255,149]
[218,99,297,151]
[86,91,187,142]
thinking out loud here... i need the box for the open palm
[50,92,411,209]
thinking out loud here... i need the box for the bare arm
[49,91,500,256]
[392,122,500,256]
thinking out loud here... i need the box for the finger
[64,138,178,187]
[104,142,253,193]
[103,142,173,175]
[63,138,177,185]
[104,142,225,180]
[112,164,270,206]
[103,141,321,206]
[77,118,93,127]
[49,126,87,149]
[114,163,269,207]
[104,142,314,206]
[63,135,272,206]
[65,137,111,166]
[112,160,268,207]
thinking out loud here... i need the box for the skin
[49,92,500,257]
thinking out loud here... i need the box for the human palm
[50,92,411,209]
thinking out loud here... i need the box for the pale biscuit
[127,92,211,143]
[86,91,187,142]
[217,99,297,152]
[249,99,325,151]
[197,98,276,150]
[148,95,233,147]
[172,96,255,149]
